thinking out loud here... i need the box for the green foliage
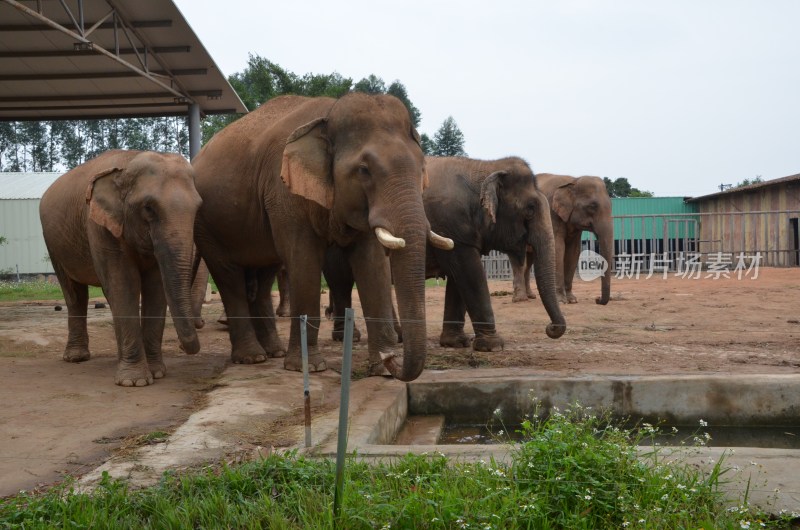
[0,280,103,302]
[603,177,654,198]
[735,176,764,188]
[430,116,467,157]
[2,402,787,529]
[419,133,435,155]
[0,118,191,172]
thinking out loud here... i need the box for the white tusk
[375,227,405,249]
[429,230,454,250]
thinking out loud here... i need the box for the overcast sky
[173,1,799,198]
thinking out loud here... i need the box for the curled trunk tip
[545,322,566,339]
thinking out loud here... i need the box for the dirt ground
[1,267,798,496]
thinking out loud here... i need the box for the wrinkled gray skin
[326,157,567,351]
[511,174,613,305]
[39,150,202,387]
[193,93,435,381]
[423,157,566,351]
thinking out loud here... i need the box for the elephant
[326,156,567,352]
[510,174,613,305]
[207,264,290,327]
[192,93,452,381]
[39,150,202,387]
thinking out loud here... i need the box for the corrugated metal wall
[0,199,53,275]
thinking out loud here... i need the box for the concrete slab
[78,367,800,514]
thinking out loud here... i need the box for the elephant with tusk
[192,93,448,381]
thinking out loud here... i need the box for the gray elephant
[39,150,202,387]
[423,156,566,351]
[326,156,567,350]
[511,174,613,305]
[192,93,451,381]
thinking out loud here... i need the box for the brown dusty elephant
[192,93,452,381]
[206,265,290,326]
[39,150,202,387]
[511,174,613,305]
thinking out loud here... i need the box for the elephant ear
[480,171,507,225]
[280,117,333,209]
[86,167,125,238]
[552,182,575,223]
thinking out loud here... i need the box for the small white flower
[739,520,751,529]
[622,522,630,527]
[699,419,708,427]
[661,494,669,501]
[584,495,592,501]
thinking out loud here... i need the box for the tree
[431,116,467,157]
[603,177,653,198]
[419,133,435,155]
[387,81,421,128]
[735,176,764,188]
[353,74,386,94]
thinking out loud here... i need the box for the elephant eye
[357,164,370,177]
[142,203,157,219]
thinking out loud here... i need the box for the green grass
[0,280,104,302]
[1,401,792,529]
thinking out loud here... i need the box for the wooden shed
[686,174,800,266]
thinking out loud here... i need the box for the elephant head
[280,93,450,381]
[552,176,614,304]
[86,151,203,352]
[480,164,566,338]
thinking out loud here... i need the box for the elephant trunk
[376,203,428,382]
[530,198,567,338]
[155,231,201,354]
[595,220,614,305]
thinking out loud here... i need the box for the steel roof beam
[1,0,193,103]
[0,46,191,58]
[0,20,173,31]
[0,90,222,103]
[0,69,208,81]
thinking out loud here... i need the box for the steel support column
[188,102,201,160]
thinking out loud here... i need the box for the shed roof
[0,172,62,199]
[0,0,247,121]
[687,173,800,203]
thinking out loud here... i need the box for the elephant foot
[440,332,471,348]
[473,334,504,352]
[149,360,167,379]
[115,361,154,387]
[231,348,267,365]
[527,291,537,300]
[256,335,287,358]
[368,358,392,377]
[331,325,362,342]
[284,353,327,372]
[276,304,290,317]
[63,347,91,363]
[512,291,529,303]
[566,293,578,304]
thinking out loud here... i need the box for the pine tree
[431,116,467,157]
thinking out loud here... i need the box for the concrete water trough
[310,369,800,513]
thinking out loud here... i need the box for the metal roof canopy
[0,0,247,157]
